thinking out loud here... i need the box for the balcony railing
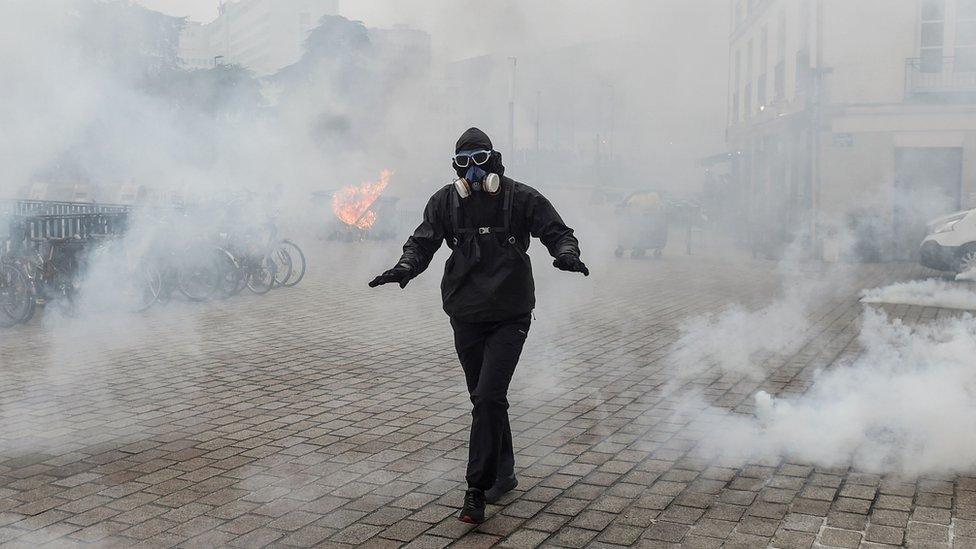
[906,57,976,95]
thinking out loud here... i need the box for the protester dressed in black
[369,127,588,524]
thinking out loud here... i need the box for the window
[774,61,785,101]
[758,26,768,110]
[796,49,810,92]
[747,40,754,81]
[921,0,945,73]
[746,40,754,116]
[962,0,976,17]
[744,83,752,119]
[777,13,787,61]
[775,13,786,101]
[760,25,769,70]
[923,0,946,20]
[757,74,767,110]
[957,0,976,71]
[734,50,742,121]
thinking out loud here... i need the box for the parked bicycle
[0,258,34,328]
[0,199,309,328]
[215,228,279,297]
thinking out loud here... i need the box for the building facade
[728,0,976,260]
[178,0,339,75]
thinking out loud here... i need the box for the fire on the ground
[332,170,392,230]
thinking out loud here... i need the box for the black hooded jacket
[397,128,581,322]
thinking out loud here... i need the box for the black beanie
[456,127,493,153]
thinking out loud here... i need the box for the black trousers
[450,313,531,491]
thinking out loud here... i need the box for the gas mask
[453,150,501,198]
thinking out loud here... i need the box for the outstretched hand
[553,254,589,276]
[368,264,414,288]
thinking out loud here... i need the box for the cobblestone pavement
[0,239,970,548]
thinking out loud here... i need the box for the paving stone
[380,519,431,542]
[912,505,951,525]
[832,497,871,514]
[598,523,644,545]
[678,534,722,548]
[736,516,779,537]
[689,517,735,539]
[615,506,659,528]
[875,495,913,511]
[906,521,949,543]
[568,509,614,531]
[819,527,862,548]
[838,483,877,500]
[870,508,910,527]
[770,528,815,549]
[660,505,704,524]
[642,521,689,542]
[799,485,836,501]
[864,523,904,545]
[550,526,598,548]
[917,492,952,508]
[497,529,548,548]
[278,524,335,547]
[826,510,867,530]
[790,498,830,516]
[723,531,771,548]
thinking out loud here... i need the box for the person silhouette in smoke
[369,127,589,524]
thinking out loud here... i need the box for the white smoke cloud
[692,308,976,476]
[957,267,976,282]
[668,256,856,383]
[861,278,976,311]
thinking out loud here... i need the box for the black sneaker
[458,488,486,524]
[485,474,518,504]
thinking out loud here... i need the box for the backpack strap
[450,190,464,246]
[450,179,517,245]
[502,179,514,232]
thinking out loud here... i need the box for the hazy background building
[726,0,976,261]
[177,0,339,75]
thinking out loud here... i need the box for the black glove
[368,264,414,288]
[553,254,589,276]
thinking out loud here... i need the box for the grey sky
[133,0,410,27]
[132,1,722,61]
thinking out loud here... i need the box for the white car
[920,208,976,273]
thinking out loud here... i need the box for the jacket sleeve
[526,189,581,258]
[397,192,445,274]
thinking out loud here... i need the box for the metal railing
[0,199,132,217]
[905,57,976,95]
[1,200,134,244]
[24,213,130,241]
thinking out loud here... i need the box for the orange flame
[332,170,392,230]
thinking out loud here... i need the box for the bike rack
[0,201,132,244]
[25,213,130,242]
[0,199,133,217]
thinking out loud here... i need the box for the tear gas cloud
[667,241,858,385]
[862,278,976,311]
[687,307,976,476]
[670,260,976,475]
